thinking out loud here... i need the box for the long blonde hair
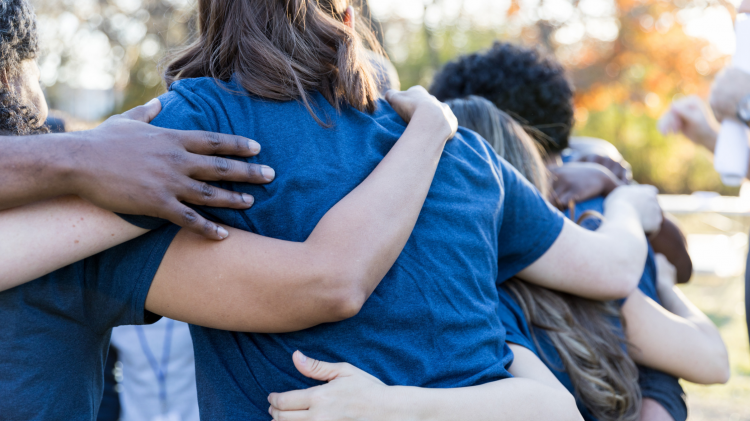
[446,96,642,421]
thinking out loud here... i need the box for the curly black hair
[430,42,573,153]
[0,0,46,135]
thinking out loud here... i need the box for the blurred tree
[33,0,195,115]
[372,0,739,194]
[31,0,740,194]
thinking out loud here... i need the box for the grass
[671,213,750,420]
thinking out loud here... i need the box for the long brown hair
[446,96,641,421]
[164,0,382,124]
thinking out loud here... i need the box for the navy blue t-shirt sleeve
[116,80,224,229]
[496,285,536,353]
[495,158,565,282]
[83,224,181,334]
[638,365,688,421]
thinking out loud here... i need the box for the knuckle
[202,131,223,151]
[202,219,215,234]
[231,192,244,204]
[233,136,244,152]
[199,183,215,199]
[181,207,199,226]
[213,157,231,175]
[247,163,263,179]
[168,150,186,165]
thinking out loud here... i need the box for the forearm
[304,108,449,305]
[585,200,649,295]
[518,208,646,300]
[623,289,729,384]
[147,108,451,332]
[0,196,145,290]
[383,379,581,421]
[0,133,82,210]
[658,285,724,345]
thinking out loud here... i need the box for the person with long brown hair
[267,97,729,421]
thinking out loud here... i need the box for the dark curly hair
[0,0,46,135]
[430,42,573,153]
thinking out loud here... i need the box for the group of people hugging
[0,0,732,420]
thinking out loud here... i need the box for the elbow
[602,264,641,301]
[308,252,373,322]
[704,350,731,385]
[321,273,370,321]
[676,257,693,284]
[329,287,368,320]
[556,390,584,421]
[597,237,647,300]
[683,347,731,385]
[715,361,732,385]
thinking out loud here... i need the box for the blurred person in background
[267,97,729,421]
[658,0,750,359]
[110,320,199,421]
[429,42,694,421]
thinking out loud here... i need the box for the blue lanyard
[136,319,175,415]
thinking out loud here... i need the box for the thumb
[292,350,354,382]
[120,98,162,123]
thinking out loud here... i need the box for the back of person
[150,76,563,418]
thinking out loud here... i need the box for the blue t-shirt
[147,77,566,419]
[0,225,179,420]
[498,197,685,421]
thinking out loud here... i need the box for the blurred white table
[658,193,750,216]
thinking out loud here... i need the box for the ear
[343,5,355,29]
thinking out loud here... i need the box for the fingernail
[217,226,229,239]
[146,98,159,106]
[298,351,307,365]
[242,194,254,205]
[248,140,261,154]
[262,166,275,181]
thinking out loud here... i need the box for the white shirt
[110,318,200,421]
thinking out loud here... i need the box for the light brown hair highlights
[165,0,382,124]
[446,96,641,421]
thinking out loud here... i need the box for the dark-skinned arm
[0,99,274,240]
[145,87,458,332]
[649,213,693,284]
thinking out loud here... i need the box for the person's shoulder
[168,77,228,93]
[155,77,239,131]
[450,126,500,159]
[164,77,235,106]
